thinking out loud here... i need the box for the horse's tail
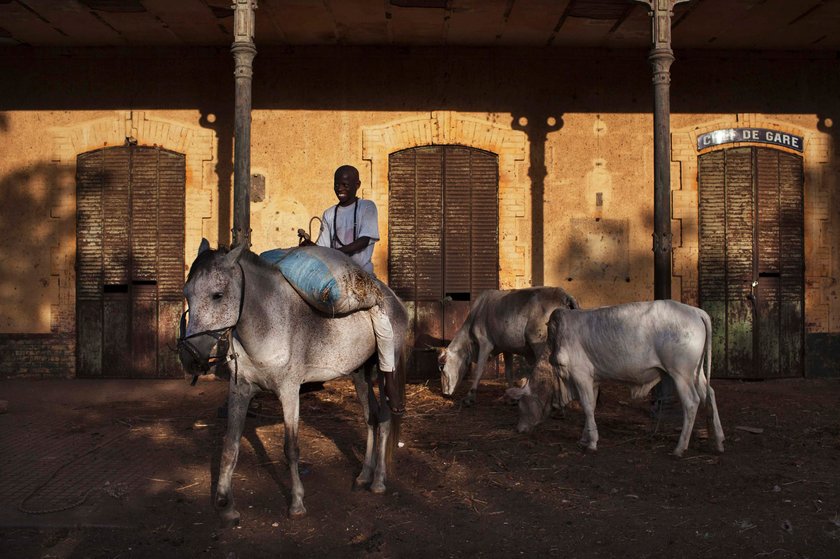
[385,342,407,477]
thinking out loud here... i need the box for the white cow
[506,300,725,457]
[439,287,579,405]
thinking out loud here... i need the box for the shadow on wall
[199,107,234,246]
[512,111,564,288]
[547,204,657,308]
[817,113,840,275]
[0,162,75,332]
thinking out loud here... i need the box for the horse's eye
[212,292,224,300]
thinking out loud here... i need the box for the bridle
[177,262,246,386]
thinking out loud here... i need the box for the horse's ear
[224,242,247,266]
[198,238,211,256]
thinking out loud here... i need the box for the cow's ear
[505,381,531,401]
[436,347,447,364]
[198,238,211,256]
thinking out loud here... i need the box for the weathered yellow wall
[0,47,838,377]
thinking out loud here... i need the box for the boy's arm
[335,236,371,255]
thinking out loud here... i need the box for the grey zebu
[178,241,408,525]
[439,287,579,405]
[506,300,725,457]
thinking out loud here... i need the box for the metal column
[638,0,688,414]
[231,0,258,248]
[637,0,688,300]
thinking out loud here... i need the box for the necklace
[332,198,359,248]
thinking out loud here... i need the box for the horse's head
[178,239,247,378]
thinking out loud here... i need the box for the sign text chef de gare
[697,128,804,152]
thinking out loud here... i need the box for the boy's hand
[297,228,311,241]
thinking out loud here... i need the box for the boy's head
[334,165,361,207]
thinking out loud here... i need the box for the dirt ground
[1,374,839,559]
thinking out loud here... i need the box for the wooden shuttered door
[76,145,185,378]
[389,146,499,378]
[698,146,804,379]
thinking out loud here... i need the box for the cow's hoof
[370,481,386,494]
[219,510,240,529]
[578,440,597,453]
[289,504,307,518]
[672,448,685,458]
[713,441,725,454]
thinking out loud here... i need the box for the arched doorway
[76,145,185,378]
[698,146,804,378]
[388,145,499,378]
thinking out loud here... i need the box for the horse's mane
[186,248,222,282]
[187,245,282,283]
[240,248,286,274]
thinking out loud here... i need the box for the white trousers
[368,304,395,373]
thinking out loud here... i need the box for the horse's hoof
[672,449,685,458]
[289,504,307,518]
[370,481,386,495]
[354,477,371,490]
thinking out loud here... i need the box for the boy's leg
[369,305,403,414]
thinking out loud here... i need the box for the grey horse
[178,240,408,526]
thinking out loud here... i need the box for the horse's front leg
[278,383,306,517]
[215,380,259,527]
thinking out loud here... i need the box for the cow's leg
[573,374,599,451]
[278,382,306,517]
[501,352,519,405]
[704,384,725,454]
[503,352,515,386]
[215,380,259,528]
[669,374,700,457]
[464,344,493,406]
[351,367,377,489]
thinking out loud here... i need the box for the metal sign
[697,128,804,152]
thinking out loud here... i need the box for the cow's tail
[697,310,713,405]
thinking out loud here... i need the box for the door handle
[746,279,758,308]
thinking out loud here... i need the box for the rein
[177,261,246,386]
[331,198,359,248]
